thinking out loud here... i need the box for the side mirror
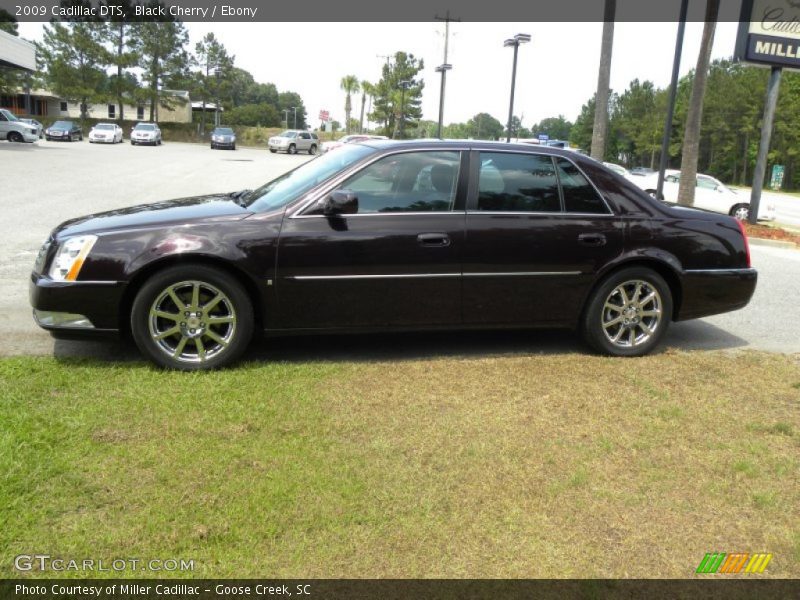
[323,190,358,215]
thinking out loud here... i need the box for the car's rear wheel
[7,131,22,143]
[288,143,296,155]
[582,267,672,357]
[309,144,317,155]
[131,264,254,370]
[730,203,750,221]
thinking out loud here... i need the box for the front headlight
[48,235,97,281]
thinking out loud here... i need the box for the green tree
[193,32,234,134]
[466,112,504,140]
[0,10,21,95]
[225,103,280,127]
[570,96,596,151]
[340,74,359,134]
[135,15,190,121]
[370,51,424,138]
[99,0,140,121]
[38,21,109,121]
[531,115,573,141]
[279,91,307,129]
[358,80,374,134]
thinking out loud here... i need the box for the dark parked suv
[30,140,757,370]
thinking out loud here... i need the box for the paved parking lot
[1,139,798,357]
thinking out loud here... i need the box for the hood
[54,194,253,239]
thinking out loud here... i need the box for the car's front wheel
[7,131,23,143]
[269,149,277,153]
[730,203,750,221]
[131,264,254,370]
[582,267,672,357]
[287,143,296,155]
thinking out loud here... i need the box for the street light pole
[435,64,452,139]
[292,106,298,129]
[504,33,530,143]
[283,109,290,129]
[214,66,221,127]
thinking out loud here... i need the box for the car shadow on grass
[51,319,750,367]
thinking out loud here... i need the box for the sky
[17,21,740,129]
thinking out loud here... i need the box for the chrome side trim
[289,273,462,281]
[292,211,465,219]
[463,271,582,277]
[683,268,757,275]
[466,211,616,218]
[288,271,582,281]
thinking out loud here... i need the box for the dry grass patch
[0,351,797,578]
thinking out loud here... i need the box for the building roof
[0,30,36,71]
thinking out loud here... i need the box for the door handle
[417,233,451,247]
[578,233,607,247]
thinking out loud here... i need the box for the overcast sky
[17,21,740,128]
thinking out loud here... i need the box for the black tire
[729,203,750,221]
[130,264,254,370]
[210,143,215,149]
[269,149,277,153]
[131,140,136,145]
[157,138,162,145]
[582,266,672,357]
[7,131,23,143]
[231,144,236,151]
[288,143,296,155]
[308,144,317,155]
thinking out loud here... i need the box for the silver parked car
[131,122,162,146]
[20,118,44,139]
[0,109,39,142]
[210,127,236,150]
[268,130,319,155]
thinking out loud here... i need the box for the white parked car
[321,134,388,154]
[130,122,162,146]
[632,170,776,221]
[603,162,630,177]
[89,123,123,144]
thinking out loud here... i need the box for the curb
[748,237,799,250]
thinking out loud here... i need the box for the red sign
[319,110,330,121]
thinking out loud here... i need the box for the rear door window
[555,158,610,214]
[477,152,560,212]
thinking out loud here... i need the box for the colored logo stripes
[696,552,772,574]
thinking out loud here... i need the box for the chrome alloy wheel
[601,280,663,349]
[148,280,236,363]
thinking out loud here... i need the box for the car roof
[357,139,589,156]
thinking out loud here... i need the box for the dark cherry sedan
[30,141,757,370]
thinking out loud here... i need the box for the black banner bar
[0,0,750,23]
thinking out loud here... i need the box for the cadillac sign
[735,0,800,69]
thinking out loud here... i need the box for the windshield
[214,128,234,135]
[52,121,72,129]
[96,124,114,130]
[245,144,375,212]
[1,109,19,121]
[279,131,297,138]
[135,124,155,130]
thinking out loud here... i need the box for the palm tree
[678,0,721,206]
[340,75,360,135]
[359,80,374,134]
[590,0,616,161]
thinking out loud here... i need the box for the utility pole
[283,109,290,129]
[377,54,393,134]
[435,10,459,139]
[656,0,688,200]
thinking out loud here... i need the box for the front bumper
[212,139,235,148]
[20,130,39,142]
[89,135,115,143]
[30,273,124,335]
[132,136,156,144]
[676,268,757,321]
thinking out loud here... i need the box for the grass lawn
[1,350,798,578]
